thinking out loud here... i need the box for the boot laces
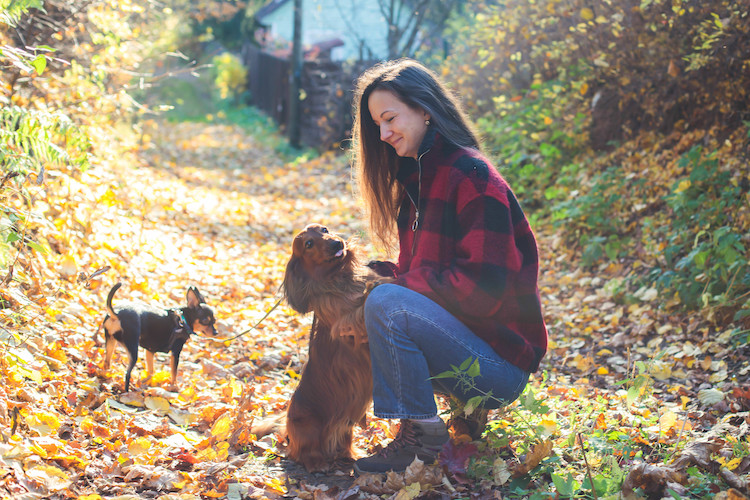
[379,420,421,457]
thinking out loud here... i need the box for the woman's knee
[364,283,403,321]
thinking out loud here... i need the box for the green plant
[0,106,90,280]
[476,76,589,211]
[551,165,638,267]
[0,0,43,25]
[654,146,749,320]
[0,107,90,175]
[212,52,247,103]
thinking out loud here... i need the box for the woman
[351,59,548,474]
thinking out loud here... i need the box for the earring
[425,119,431,126]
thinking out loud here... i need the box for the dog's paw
[364,276,394,295]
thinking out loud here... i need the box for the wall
[259,0,401,61]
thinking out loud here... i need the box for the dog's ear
[186,287,206,308]
[282,256,312,313]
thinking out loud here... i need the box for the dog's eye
[305,240,313,249]
[321,227,328,233]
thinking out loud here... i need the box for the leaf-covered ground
[1,119,748,499]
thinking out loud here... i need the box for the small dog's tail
[106,282,122,318]
[98,283,124,344]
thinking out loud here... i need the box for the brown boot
[354,419,449,474]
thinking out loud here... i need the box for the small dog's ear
[186,287,206,308]
[283,256,311,313]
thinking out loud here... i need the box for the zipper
[406,149,429,255]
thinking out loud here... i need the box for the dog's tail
[250,413,286,439]
[98,283,124,344]
[106,282,122,318]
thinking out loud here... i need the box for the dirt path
[74,118,747,498]
[85,119,382,496]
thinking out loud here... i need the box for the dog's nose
[330,239,344,253]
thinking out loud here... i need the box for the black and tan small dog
[101,282,218,392]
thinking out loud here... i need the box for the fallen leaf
[493,457,511,485]
[393,481,421,500]
[697,388,724,406]
[439,440,478,483]
[144,396,170,412]
[512,440,554,477]
[25,464,72,492]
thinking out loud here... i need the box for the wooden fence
[241,43,372,150]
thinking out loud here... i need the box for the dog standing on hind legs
[251,223,393,472]
[101,282,218,392]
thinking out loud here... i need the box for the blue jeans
[364,284,529,419]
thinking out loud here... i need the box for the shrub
[654,146,749,322]
[212,52,247,102]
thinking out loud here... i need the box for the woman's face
[368,89,430,159]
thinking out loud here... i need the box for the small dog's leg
[144,350,156,384]
[145,350,155,374]
[104,332,117,370]
[124,352,137,392]
[169,352,179,390]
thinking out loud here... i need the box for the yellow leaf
[128,436,151,456]
[99,188,119,207]
[725,457,742,470]
[674,179,691,193]
[597,366,609,375]
[150,370,171,385]
[659,411,677,431]
[572,354,594,372]
[543,116,553,125]
[580,82,589,95]
[539,417,558,437]
[25,465,71,492]
[581,8,594,20]
[119,392,145,407]
[168,408,196,426]
[179,384,197,403]
[26,412,62,436]
[649,360,673,380]
[216,441,229,461]
[265,477,287,494]
[394,481,421,500]
[144,396,170,413]
[210,413,232,441]
[30,436,62,457]
[17,365,43,384]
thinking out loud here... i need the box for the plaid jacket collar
[396,128,440,196]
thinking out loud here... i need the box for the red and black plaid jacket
[386,131,547,373]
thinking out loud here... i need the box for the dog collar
[167,308,194,336]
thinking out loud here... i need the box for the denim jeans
[364,284,530,419]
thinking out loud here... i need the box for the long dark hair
[351,59,481,252]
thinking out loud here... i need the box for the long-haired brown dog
[252,224,390,471]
